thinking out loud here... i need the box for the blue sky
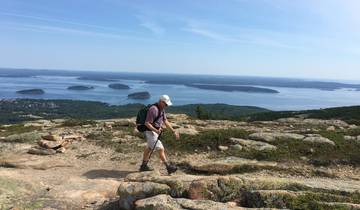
[0,0,360,80]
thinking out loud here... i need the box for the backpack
[136,103,162,132]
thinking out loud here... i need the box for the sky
[0,0,360,80]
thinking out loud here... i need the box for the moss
[0,124,39,137]
[161,128,250,154]
[244,190,360,210]
[223,129,360,167]
[2,131,41,143]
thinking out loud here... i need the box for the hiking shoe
[166,164,177,175]
[139,164,153,172]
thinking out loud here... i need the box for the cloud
[136,15,165,35]
[183,26,239,42]
[0,21,143,41]
[183,22,301,50]
[0,11,128,33]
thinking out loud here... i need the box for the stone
[249,132,305,142]
[38,140,61,149]
[184,157,278,174]
[218,145,229,151]
[28,147,57,156]
[349,124,358,129]
[117,181,170,210]
[175,126,199,135]
[42,134,61,141]
[326,126,336,131]
[230,144,243,151]
[230,138,277,151]
[344,136,356,141]
[188,176,244,201]
[125,172,202,197]
[245,190,299,209]
[135,194,247,210]
[303,135,335,146]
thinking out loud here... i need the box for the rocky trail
[1,114,360,209]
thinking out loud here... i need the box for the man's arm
[165,119,180,140]
[145,122,161,134]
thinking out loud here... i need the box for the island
[77,76,117,82]
[108,83,130,90]
[128,91,150,99]
[67,85,94,90]
[16,89,45,95]
[187,84,279,93]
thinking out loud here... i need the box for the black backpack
[136,104,162,132]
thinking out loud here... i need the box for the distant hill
[0,99,266,124]
[0,99,359,125]
[248,106,360,125]
[187,84,279,93]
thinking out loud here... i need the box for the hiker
[139,95,180,174]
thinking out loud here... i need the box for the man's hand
[155,128,162,135]
[173,130,180,140]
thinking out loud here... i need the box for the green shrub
[161,128,250,153]
[61,119,97,127]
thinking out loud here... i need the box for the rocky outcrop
[117,181,170,210]
[249,132,305,142]
[303,134,335,145]
[344,135,360,143]
[277,118,349,128]
[116,171,360,209]
[248,132,335,146]
[183,157,278,174]
[135,194,246,210]
[230,138,277,151]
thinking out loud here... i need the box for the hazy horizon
[2,67,360,84]
[1,0,360,80]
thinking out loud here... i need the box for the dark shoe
[166,164,177,174]
[139,164,153,172]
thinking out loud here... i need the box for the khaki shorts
[145,131,164,150]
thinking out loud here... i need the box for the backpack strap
[151,103,163,125]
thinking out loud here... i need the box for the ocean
[1,69,360,111]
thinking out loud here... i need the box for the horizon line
[1,66,360,84]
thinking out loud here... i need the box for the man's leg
[140,131,159,171]
[158,148,167,163]
[140,146,153,171]
[142,146,152,162]
[159,148,177,174]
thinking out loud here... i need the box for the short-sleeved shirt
[145,104,166,129]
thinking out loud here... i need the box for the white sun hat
[160,94,173,106]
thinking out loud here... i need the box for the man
[139,95,180,174]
